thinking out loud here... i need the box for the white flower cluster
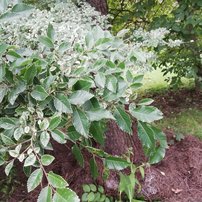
[0,1,109,48]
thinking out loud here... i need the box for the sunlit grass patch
[139,68,194,95]
[155,108,202,139]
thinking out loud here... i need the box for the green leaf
[24,154,36,167]
[43,75,56,89]
[40,131,50,147]
[0,44,8,55]
[72,144,84,167]
[1,133,14,145]
[27,168,43,192]
[90,158,99,180]
[8,81,26,105]
[24,65,37,85]
[69,90,94,105]
[87,192,95,201]
[137,122,167,164]
[138,98,154,106]
[0,156,4,166]
[114,106,132,134]
[119,173,135,202]
[7,50,21,58]
[67,126,81,141]
[9,149,19,158]
[54,94,72,113]
[11,3,33,12]
[95,72,106,88]
[104,156,130,170]
[73,107,90,138]
[37,186,52,202]
[73,79,93,91]
[106,75,117,93]
[14,127,24,140]
[149,146,166,164]
[83,97,100,111]
[137,121,155,148]
[139,166,144,179]
[0,118,16,129]
[83,184,90,192]
[85,32,94,49]
[51,129,66,144]
[130,83,143,90]
[39,36,54,49]
[89,184,97,192]
[53,188,79,202]
[39,119,49,131]
[0,65,6,82]
[5,160,14,176]
[98,185,104,193]
[133,75,144,83]
[47,24,55,40]
[126,70,133,82]
[129,105,163,123]
[0,86,7,103]
[31,85,49,101]
[49,115,62,130]
[41,155,55,166]
[86,109,114,121]
[58,42,69,53]
[90,122,105,145]
[47,171,68,188]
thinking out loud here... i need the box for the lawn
[155,109,202,139]
[140,68,194,94]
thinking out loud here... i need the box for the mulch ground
[152,88,202,116]
[0,88,202,202]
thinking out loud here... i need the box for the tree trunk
[86,0,108,15]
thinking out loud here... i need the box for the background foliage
[108,0,202,87]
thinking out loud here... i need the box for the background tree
[86,0,108,15]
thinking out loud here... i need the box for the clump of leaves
[119,164,145,202]
[82,184,113,202]
[0,8,167,201]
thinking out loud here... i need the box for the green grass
[139,68,194,95]
[155,108,202,139]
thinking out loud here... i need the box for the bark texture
[86,0,108,15]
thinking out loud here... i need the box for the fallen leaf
[171,188,183,194]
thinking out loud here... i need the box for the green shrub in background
[108,0,202,88]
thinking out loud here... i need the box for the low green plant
[82,184,113,202]
[118,151,145,202]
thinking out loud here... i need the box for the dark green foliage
[108,0,202,87]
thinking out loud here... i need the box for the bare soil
[0,89,202,202]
